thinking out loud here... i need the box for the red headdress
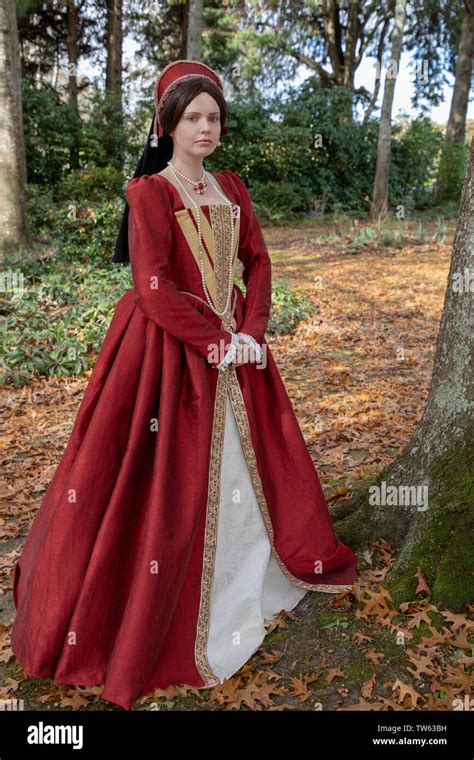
[150,59,228,147]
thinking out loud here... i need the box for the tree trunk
[187,0,203,60]
[446,0,474,145]
[66,0,80,170]
[371,0,407,220]
[435,0,473,203]
[106,0,122,99]
[105,0,123,164]
[335,137,474,612]
[0,0,31,253]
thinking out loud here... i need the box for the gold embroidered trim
[226,366,353,594]
[209,204,238,321]
[209,205,240,330]
[194,367,230,685]
[210,204,225,312]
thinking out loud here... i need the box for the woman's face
[169,91,222,158]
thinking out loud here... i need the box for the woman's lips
[196,139,211,144]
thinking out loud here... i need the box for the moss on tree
[335,438,473,612]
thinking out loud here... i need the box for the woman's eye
[186,116,220,122]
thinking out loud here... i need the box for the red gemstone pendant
[194,179,207,194]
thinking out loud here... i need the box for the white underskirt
[206,392,307,682]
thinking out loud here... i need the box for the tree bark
[66,0,80,170]
[105,0,123,163]
[335,137,474,612]
[446,0,474,145]
[106,0,122,100]
[0,0,31,253]
[435,0,473,203]
[187,0,203,60]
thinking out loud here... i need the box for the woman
[10,60,357,711]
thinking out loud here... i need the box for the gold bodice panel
[174,203,241,331]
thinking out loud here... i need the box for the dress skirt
[207,394,307,682]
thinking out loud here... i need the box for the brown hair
[158,76,228,138]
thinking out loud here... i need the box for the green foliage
[280,80,379,216]
[23,82,80,186]
[22,84,130,186]
[211,93,317,219]
[215,81,380,218]
[1,185,129,385]
[211,82,459,219]
[245,179,314,223]
[80,91,128,171]
[55,166,125,205]
[435,135,469,203]
[266,280,316,336]
[26,188,125,264]
[390,118,445,211]
[25,183,56,238]
[1,256,132,387]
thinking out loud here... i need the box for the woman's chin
[193,142,215,155]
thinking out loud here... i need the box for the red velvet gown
[10,170,357,710]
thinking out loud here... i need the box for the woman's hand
[231,339,260,367]
[214,333,262,371]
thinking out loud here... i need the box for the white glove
[235,332,263,363]
[217,332,241,371]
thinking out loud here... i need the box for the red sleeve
[221,170,272,345]
[126,174,232,361]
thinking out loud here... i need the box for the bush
[1,259,132,386]
[213,80,379,218]
[435,135,469,203]
[23,82,80,187]
[390,118,444,211]
[55,166,125,205]
[266,280,316,336]
[25,186,125,265]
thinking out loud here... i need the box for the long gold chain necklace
[167,161,235,319]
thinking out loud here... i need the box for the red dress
[10,170,357,710]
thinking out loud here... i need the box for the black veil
[112,115,173,264]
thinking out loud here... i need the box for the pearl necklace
[167,161,235,319]
[168,161,208,194]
